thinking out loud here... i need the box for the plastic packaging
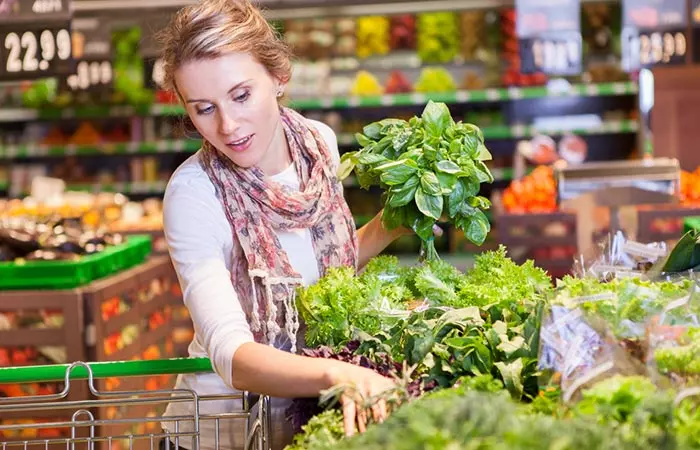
[538,304,644,403]
[573,231,667,281]
[647,278,700,388]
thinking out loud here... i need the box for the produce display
[350,71,384,96]
[389,15,416,50]
[414,67,456,93]
[280,220,700,449]
[340,101,493,259]
[356,16,390,58]
[0,215,124,262]
[501,166,557,213]
[681,168,700,206]
[417,12,460,63]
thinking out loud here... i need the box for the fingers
[432,224,444,237]
[357,407,368,433]
[371,399,387,424]
[342,395,356,437]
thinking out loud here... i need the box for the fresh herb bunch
[339,101,494,260]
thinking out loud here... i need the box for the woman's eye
[234,91,250,103]
[196,105,214,115]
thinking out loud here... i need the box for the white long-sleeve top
[161,119,340,449]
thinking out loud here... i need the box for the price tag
[622,0,688,71]
[65,60,113,91]
[144,56,165,91]
[0,0,71,24]
[61,16,113,94]
[691,0,700,62]
[520,33,582,75]
[0,25,72,80]
[516,0,582,76]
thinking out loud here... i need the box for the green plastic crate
[0,234,152,290]
[684,217,700,235]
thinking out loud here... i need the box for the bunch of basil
[338,101,494,260]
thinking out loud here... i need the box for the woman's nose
[218,109,239,136]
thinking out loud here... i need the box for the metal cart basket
[0,358,270,450]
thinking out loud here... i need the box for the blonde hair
[158,0,292,94]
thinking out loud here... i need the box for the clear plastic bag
[647,277,700,388]
[538,304,646,403]
[573,231,668,281]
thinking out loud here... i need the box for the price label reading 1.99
[622,27,687,71]
[520,33,582,76]
[0,26,72,81]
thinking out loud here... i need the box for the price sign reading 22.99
[0,26,72,81]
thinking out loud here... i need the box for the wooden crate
[497,211,578,278]
[636,205,700,244]
[1,257,192,448]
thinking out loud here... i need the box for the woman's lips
[226,134,254,152]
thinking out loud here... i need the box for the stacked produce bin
[0,232,193,448]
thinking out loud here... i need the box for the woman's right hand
[323,362,397,437]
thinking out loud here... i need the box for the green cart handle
[0,358,213,384]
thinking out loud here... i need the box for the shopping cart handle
[0,358,214,384]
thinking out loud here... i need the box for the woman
[157,0,416,448]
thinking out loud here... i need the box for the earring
[276,89,284,98]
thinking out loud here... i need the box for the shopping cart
[0,358,270,450]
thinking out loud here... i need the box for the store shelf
[0,82,638,123]
[291,82,637,110]
[65,181,168,195]
[0,139,201,159]
[336,119,638,147]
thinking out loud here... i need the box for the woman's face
[175,52,288,173]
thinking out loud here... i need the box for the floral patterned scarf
[199,107,358,352]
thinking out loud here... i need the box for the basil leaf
[463,133,480,158]
[463,176,480,197]
[449,140,462,158]
[392,130,412,152]
[377,160,418,186]
[468,195,492,210]
[357,153,388,165]
[435,160,461,174]
[415,187,443,220]
[477,143,492,161]
[363,122,383,139]
[421,101,453,137]
[379,118,408,129]
[436,172,457,194]
[355,133,373,148]
[475,161,495,183]
[424,144,438,162]
[420,172,442,195]
[447,179,467,218]
[381,205,405,230]
[464,123,485,143]
[375,136,394,155]
[357,166,380,188]
[337,152,356,180]
[388,178,420,207]
[466,210,490,245]
[413,214,435,241]
[457,158,477,177]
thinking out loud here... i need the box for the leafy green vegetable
[553,276,695,339]
[344,101,494,260]
[654,327,700,376]
[325,389,648,450]
[297,267,385,348]
[285,409,345,450]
